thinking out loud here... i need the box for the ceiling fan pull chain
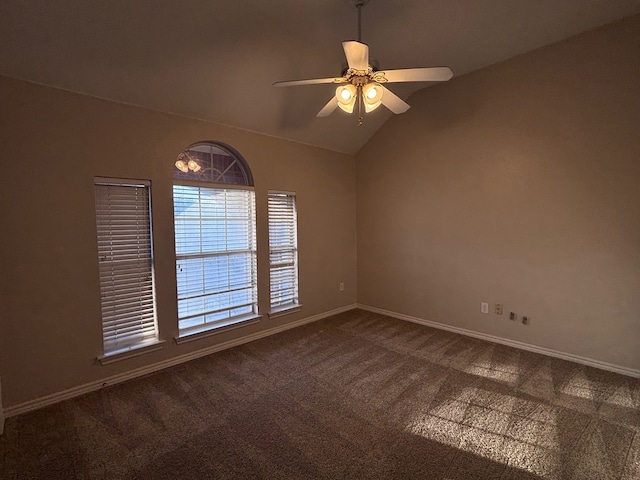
[357,85,364,126]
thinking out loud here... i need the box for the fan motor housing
[341,58,379,78]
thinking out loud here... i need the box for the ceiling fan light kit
[273,0,453,125]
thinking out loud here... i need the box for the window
[268,192,300,314]
[173,142,258,339]
[94,178,160,359]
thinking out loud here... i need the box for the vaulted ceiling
[2,0,640,154]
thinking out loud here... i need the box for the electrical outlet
[339,282,344,292]
[481,302,489,314]
[522,316,529,325]
[495,304,503,315]
[510,312,517,321]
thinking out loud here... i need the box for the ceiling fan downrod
[355,0,369,43]
[355,0,369,125]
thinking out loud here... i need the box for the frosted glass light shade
[336,84,357,113]
[363,83,383,113]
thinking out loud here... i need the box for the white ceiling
[1,0,639,154]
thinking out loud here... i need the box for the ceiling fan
[273,0,453,125]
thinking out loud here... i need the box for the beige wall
[356,16,640,370]
[2,15,639,411]
[0,77,357,407]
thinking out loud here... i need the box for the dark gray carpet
[1,309,639,479]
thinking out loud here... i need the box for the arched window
[172,142,258,339]
[173,142,253,186]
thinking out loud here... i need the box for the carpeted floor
[1,309,639,479]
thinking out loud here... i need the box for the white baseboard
[4,304,357,418]
[358,304,640,379]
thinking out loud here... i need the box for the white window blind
[173,185,257,336]
[268,192,299,309]
[94,179,158,355]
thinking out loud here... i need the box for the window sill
[268,304,303,319]
[98,339,166,365]
[174,314,262,345]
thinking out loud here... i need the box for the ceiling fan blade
[273,77,346,87]
[377,67,453,83]
[342,41,369,71]
[380,86,410,114]
[316,97,338,117]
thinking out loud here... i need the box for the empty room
[1,1,639,478]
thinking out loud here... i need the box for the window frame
[94,177,164,364]
[172,142,260,343]
[267,190,302,318]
